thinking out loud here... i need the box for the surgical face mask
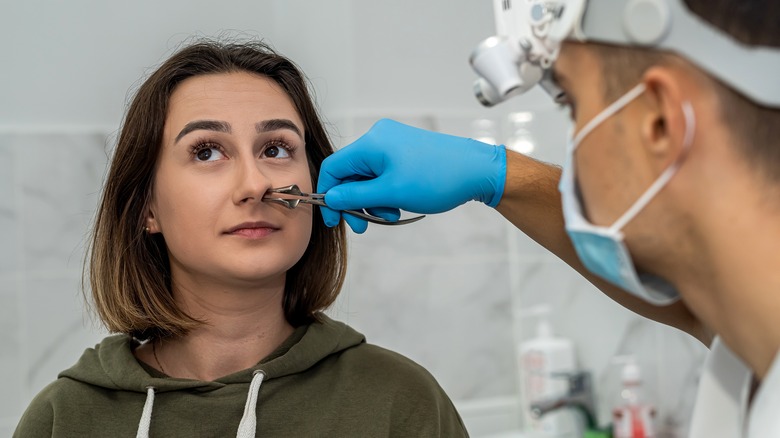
[559,83,696,305]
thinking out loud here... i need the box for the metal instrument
[263,184,425,226]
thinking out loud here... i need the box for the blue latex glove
[317,119,507,233]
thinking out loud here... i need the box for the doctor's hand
[317,119,507,233]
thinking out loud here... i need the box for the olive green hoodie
[14,315,468,437]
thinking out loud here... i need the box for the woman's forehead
[166,72,305,133]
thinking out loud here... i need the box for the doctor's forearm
[495,151,710,344]
[495,152,568,260]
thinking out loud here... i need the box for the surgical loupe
[471,0,780,108]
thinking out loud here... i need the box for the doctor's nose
[232,160,273,206]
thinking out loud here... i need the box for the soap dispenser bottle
[612,356,656,438]
[518,305,579,437]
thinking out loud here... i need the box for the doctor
[317,0,780,436]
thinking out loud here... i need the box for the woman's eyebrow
[256,119,302,138]
[175,120,231,143]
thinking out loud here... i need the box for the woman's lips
[225,221,279,239]
[230,227,276,239]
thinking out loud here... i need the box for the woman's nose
[232,158,273,205]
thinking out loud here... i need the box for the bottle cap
[612,355,643,384]
[622,360,642,383]
[519,304,554,338]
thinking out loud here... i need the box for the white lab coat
[688,337,780,437]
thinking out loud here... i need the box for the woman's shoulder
[334,341,448,394]
[343,342,431,372]
[13,377,84,437]
[23,334,135,404]
[326,342,468,436]
[309,315,438,382]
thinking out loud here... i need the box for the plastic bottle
[612,356,656,438]
[518,305,579,437]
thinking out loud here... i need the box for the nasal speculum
[263,184,425,226]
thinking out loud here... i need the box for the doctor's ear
[640,66,691,161]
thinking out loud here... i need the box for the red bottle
[612,358,656,438]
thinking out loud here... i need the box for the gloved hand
[317,118,507,233]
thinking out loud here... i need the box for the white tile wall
[15,133,108,272]
[0,141,17,274]
[0,275,22,431]
[0,132,109,437]
[332,203,518,401]
[0,122,707,437]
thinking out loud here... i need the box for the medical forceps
[263,184,426,226]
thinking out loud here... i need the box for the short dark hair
[685,0,780,46]
[590,0,780,181]
[87,40,347,339]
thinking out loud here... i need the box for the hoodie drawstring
[136,386,156,438]
[134,371,266,438]
[236,370,266,438]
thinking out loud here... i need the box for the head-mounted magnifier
[470,0,780,108]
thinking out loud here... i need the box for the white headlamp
[471,0,780,108]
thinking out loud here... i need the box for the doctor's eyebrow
[175,120,231,143]
[256,118,302,138]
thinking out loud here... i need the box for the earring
[143,226,150,233]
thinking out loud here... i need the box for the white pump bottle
[518,305,579,437]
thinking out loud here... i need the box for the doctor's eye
[557,96,576,120]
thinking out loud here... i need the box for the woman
[14,40,467,437]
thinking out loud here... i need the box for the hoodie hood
[60,313,365,393]
[15,313,469,438]
[58,314,365,438]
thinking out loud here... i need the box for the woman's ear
[145,208,160,234]
[640,66,690,168]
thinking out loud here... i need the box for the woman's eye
[193,144,225,162]
[263,143,291,159]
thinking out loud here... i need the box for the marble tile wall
[0,120,707,437]
[0,132,110,436]
[0,141,16,274]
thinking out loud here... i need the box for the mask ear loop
[609,101,697,232]
[566,83,648,216]
[571,84,648,151]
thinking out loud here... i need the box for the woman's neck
[152,277,295,381]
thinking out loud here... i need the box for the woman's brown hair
[86,39,347,339]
